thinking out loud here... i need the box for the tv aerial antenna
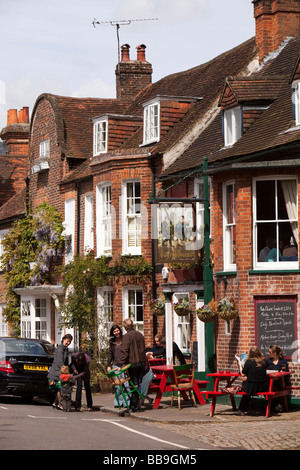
[92,18,158,63]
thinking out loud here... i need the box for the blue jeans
[113,367,130,408]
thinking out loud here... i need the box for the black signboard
[255,297,297,359]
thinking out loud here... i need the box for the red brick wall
[212,167,300,393]
[29,97,63,212]
[254,0,300,63]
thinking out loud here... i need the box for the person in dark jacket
[120,318,146,412]
[266,344,290,412]
[71,352,93,411]
[60,365,76,412]
[48,334,73,410]
[107,324,130,408]
[237,346,268,415]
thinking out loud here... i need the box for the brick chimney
[253,0,300,63]
[115,44,153,100]
[0,107,30,155]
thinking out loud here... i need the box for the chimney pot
[121,44,130,62]
[136,44,146,62]
[7,109,18,125]
[21,107,29,123]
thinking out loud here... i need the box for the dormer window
[93,119,107,155]
[31,139,50,174]
[293,81,300,126]
[223,106,242,147]
[39,139,50,159]
[143,101,160,145]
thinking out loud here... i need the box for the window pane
[226,184,234,224]
[256,180,275,220]
[255,178,298,264]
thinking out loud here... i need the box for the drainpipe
[203,157,215,374]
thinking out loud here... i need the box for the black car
[0,337,55,402]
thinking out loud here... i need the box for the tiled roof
[0,186,26,223]
[31,94,132,160]
[162,36,300,176]
[123,38,258,154]
[219,75,287,104]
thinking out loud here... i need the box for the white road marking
[0,406,8,409]
[82,418,190,449]
[27,415,67,420]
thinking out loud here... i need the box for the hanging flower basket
[173,297,190,316]
[217,297,238,321]
[196,301,217,323]
[150,298,165,316]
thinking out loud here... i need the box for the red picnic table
[206,370,292,418]
[150,364,208,409]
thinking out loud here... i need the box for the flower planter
[217,309,238,321]
[174,307,190,317]
[217,298,238,321]
[152,307,165,316]
[197,310,217,323]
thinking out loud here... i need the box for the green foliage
[1,203,64,327]
[58,252,111,360]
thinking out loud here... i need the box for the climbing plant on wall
[1,202,64,332]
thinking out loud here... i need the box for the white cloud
[118,0,209,23]
[71,79,115,99]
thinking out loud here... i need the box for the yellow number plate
[24,365,48,371]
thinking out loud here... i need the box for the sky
[0,0,255,132]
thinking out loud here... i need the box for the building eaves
[0,186,26,223]
[161,37,300,178]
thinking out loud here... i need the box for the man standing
[120,318,146,411]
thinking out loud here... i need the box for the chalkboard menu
[255,298,297,359]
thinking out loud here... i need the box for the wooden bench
[206,371,297,417]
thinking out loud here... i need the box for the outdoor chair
[106,364,144,411]
[170,363,197,410]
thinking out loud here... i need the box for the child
[60,365,76,412]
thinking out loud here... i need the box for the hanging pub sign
[254,296,297,360]
[153,203,204,264]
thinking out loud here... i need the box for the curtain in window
[281,180,298,244]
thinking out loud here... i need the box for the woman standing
[237,346,268,416]
[107,324,129,408]
[71,352,93,411]
[48,334,73,409]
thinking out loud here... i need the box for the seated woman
[266,345,289,372]
[237,346,268,416]
[266,344,290,412]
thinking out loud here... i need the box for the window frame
[293,80,300,126]
[84,193,94,253]
[96,183,112,257]
[39,139,50,159]
[97,287,114,345]
[223,106,242,147]
[143,101,160,145]
[20,296,50,341]
[122,180,141,255]
[123,287,143,334]
[223,181,236,271]
[64,198,76,264]
[93,118,108,155]
[253,176,298,270]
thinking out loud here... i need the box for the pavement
[74,391,300,450]
[88,389,300,424]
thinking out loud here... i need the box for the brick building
[1,0,300,397]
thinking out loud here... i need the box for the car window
[1,340,49,355]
